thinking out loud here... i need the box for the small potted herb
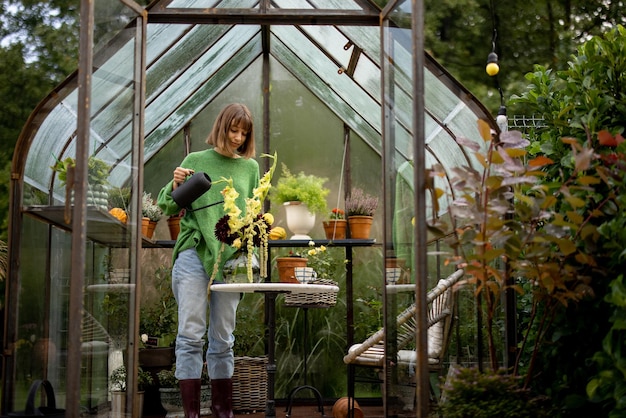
[345,187,378,239]
[322,207,347,240]
[142,192,162,239]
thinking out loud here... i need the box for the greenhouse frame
[4,1,497,417]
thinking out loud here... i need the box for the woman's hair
[206,103,255,158]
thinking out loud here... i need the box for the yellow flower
[211,153,278,285]
[263,213,274,225]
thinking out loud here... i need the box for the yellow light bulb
[486,62,500,76]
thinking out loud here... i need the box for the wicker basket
[283,278,338,308]
[232,356,268,412]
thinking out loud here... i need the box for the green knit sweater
[157,149,260,279]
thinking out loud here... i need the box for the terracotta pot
[332,397,363,418]
[141,217,156,239]
[276,257,308,283]
[141,218,154,238]
[385,257,406,269]
[167,216,181,240]
[323,219,347,240]
[348,215,373,239]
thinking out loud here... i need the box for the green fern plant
[270,163,329,215]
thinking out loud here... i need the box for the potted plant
[270,163,329,239]
[167,209,185,240]
[50,155,111,209]
[142,191,162,239]
[322,207,347,240]
[345,187,378,239]
[109,365,153,418]
[304,242,345,280]
[275,249,308,283]
[157,365,211,414]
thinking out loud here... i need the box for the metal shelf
[23,205,166,248]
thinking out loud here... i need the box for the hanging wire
[328,134,349,238]
[488,0,505,108]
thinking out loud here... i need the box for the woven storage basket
[232,356,268,412]
[283,278,338,308]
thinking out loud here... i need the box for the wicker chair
[343,269,464,408]
[81,310,112,356]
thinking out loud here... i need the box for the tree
[424,0,626,114]
[512,24,626,416]
[437,24,626,416]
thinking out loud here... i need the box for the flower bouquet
[211,152,278,284]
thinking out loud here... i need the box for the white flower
[141,334,149,344]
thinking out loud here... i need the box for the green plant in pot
[110,365,154,392]
[50,155,111,209]
[51,155,111,187]
[270,163,329,239]
[141,192,162,238]
[142,192,163,222]
[109,365,154,417]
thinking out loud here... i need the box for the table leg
[264,292,277,418]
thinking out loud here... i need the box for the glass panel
[94,1,141,52]
[270,27,382,151]
[274,0,362,10]
[15,3,144,416]
[309,0,362,10]
[168,0,257,8]
[143,25,261,160]
[382,1,421,415]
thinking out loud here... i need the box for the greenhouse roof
[16,0,494,218]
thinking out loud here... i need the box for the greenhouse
[4,1,498,417]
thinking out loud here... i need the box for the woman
[158,103,259,418]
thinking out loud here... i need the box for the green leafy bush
[270,163,329,215]
[511,24,626,416]
[439,367,553,418]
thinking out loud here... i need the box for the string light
[486,51,499,76]
[487,0,506,132]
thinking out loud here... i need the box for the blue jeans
[172,248,241,380]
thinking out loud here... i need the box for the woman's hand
[172,167,194,190]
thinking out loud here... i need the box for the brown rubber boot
[210,378,235,418]
[179,378,201,418]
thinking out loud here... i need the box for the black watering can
[171,172,223,211]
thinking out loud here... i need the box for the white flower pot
[284,202,316,240]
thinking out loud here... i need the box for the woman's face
[217,122,248,157]
[228,123,248,149]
